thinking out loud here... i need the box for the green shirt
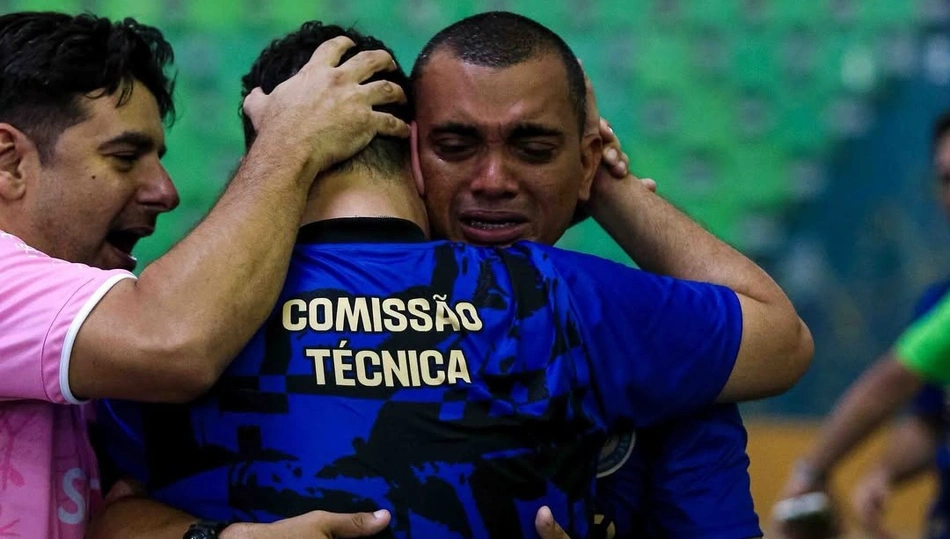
[897,290,950,383]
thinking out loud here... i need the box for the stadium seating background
[7,0,950,535]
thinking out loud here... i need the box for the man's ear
[409,121,426,197]
[0,124,37,202]
[577,131,603,203]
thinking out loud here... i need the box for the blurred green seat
[182,0,244,32]
[589,0,653,32]
[678,88,738,148]
[772,0,823,28]
[859,0,916,28]
[682,0,740,28]
[632,30,692,93]
[96,0,165,25]
[11,0,81,12]
[773,87,833,155]
[557,219,635,267]
[259,0,331,33]
[506,0,577,31]
[729,143,789,206]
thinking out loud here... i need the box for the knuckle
[350,513,367,531]
[373,49,394,64]
[355,109,372,128]
[334,36,355,49]
[327,69,345,85]
[309,510,330,525]
[355,50,389,70]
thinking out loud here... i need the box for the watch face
[184,521,227,539]
[183,529,213,539]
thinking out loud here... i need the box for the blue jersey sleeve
[907,282,950,420]
[640,404,761,539]
[536,245,743,429]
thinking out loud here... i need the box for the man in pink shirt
[0,11,410,538]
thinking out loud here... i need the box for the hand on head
[242,36,410,180]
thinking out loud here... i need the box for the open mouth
[463,218,526,230]
[105,227,152,270]
[458,212,530,245]
[106,230,140,254]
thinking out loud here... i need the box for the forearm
[876,416,938,487]
[804,356,923,476]
[590,177,811,400]
[72,136,313,402]
[589,179,776,301]
[134,136,312,371]
[86,485,392,539]
[86,495,196,539]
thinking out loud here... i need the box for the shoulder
[0,230,46,260]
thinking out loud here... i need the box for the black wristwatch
[182,520,231,539]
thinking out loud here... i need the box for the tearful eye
[438,143,468,153]
[515,143,556,162]
[112,154,139,167]
[434,139,477,160]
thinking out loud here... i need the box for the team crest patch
[597,431,635,478]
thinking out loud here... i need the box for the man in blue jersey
[91,20,812,539]
[846,115,950,539]
[775,113,950,539]
[409,12,767,539]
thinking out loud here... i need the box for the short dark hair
[241,21,411,176]
[0,12,175,162]
[411,11,586,134]
[934,112,950,149]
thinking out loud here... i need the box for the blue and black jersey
[594,405,761,539]
[594,403,761,539]
[905,280,950,539]
[98,217,742,539]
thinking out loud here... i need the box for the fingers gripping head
[240,21,411,175]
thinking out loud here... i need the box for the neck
[301,167,429,235]
[0,210,41,252]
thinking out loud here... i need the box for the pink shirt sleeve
[0,231,135,404]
